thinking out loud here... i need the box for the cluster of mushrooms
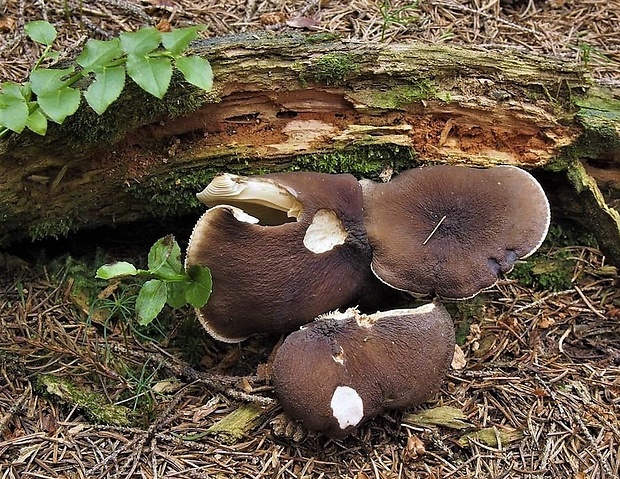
[185,165,551,438]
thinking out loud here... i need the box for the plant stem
[32,44,54,71]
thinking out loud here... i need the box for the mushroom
[360,165,551,299]
[185,172,381,342]
[271,300,455,437]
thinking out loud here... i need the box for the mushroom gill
[196,172,303,225]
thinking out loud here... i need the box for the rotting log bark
[1,32,619,263]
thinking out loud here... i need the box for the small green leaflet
[96,261,138,280]
[84,66,125,115]
[30,68,75,94]
[136,279,168,325]
[147,235,183,280]
[161,25,206,55]
[119,27,162,56]
[77,38,123,72]
[164,281,188,309]
[175,56,213,91]
[25,21,57,46]
[37,87,81,124]
[185,264,212,308]
[25,109,48,135]
[126,55,172,99]
[0,82,29,133]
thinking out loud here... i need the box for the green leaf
[136,279,167,325]
[166,281,190,309]
[147,235,183,279]
[37,87,81,124]
[161,25,206,55]
[126,55,172,99]
[84,66,125,115]
[77,38,123,72]
[175,56,213,91]
[96,261,138,280]
[25,21,57,46]
[185,265,212,308]
[30,67,75,94]
[25,109,48,135]
[0,82,29,132]
[119,27,162,56]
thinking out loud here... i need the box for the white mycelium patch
[354,310,375,329]
[303,209,347,254]
[318,308,357,322]
[330,386,364,430]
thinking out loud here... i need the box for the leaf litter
[0,0,618,85]
[1,240,619,478]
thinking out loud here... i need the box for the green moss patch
[349,80,438,110]
[511,255,575,292]
[38,374,130,426]
[566,86,620,162]
[293,144,418,179]
[509,223,599,292]
[309,53,361,86]
[29,217,76,241]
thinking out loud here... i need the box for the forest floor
[1,1,620,478]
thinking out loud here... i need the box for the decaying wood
[37,374,131,426]
[0,32,619,263]
[205,403,274,445]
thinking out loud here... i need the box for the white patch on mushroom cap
[303,209,348,254]
[354,311,375,329]
[229,206,260,224]
[332,346,345,365]
[330,386,364,430]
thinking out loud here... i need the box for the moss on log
[1,32,619,263]
[37,374,130,426]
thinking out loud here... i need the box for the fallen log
[1,32,619,264]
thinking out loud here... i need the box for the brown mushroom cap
[186,172,377,342]
[361,165,551,299]
[271,301,455,437]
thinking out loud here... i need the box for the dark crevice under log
[1,32,619,264]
